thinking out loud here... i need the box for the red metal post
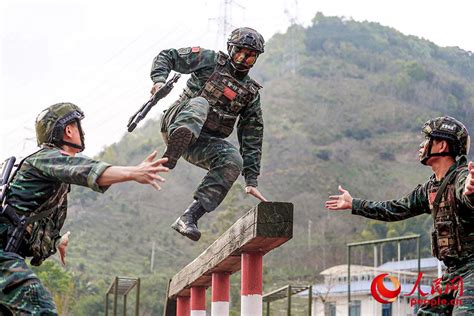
[211,272,230,315]
[241,252,263,316]
[177,296,190,316]
[190,286,206,316]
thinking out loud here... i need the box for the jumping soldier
[326,116,474,315]
[0,102,168,315]
[150,27,268,241]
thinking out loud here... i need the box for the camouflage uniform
[352,156,474,315]
[0,146,110,315]
[151,47,263,211]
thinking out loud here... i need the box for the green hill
[40,13,474,315]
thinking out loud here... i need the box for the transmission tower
[209,0,246,50]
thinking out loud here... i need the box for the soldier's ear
[63,122,76,140]
[440,140,450,153]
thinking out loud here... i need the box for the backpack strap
[216,51,228,66]
[431,169,458,221]
[1,148,45,207]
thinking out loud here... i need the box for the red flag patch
[223,87,237,100]
[191,46,200,53]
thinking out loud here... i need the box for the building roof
[377,257,444,271]
[320,257,443,277]
[321,264,375,276]
[298,280,431,298]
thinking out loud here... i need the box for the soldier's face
[419,138,429,159]
[419,139,449,165]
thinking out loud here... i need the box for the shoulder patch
[178,47,192,55]
[191,46,200,53]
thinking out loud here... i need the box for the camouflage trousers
[0,250,57,315]
[162,97,243,212]
[417,257,473,315]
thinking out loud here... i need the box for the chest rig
[429,167,474,262]
[199,52,261,137]
[23,181,69,266]
[3,150,70,266]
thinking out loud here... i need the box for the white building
[300,258,444,316]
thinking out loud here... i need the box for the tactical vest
[3,149,70,266]
[22,181,69,266]
[429,167,474,262]
[198,52,262,137]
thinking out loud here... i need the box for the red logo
[370,273,401,304]
[370,272,464,307]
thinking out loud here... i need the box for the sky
[1,0,473,160]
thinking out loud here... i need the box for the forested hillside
[36,13,474,315]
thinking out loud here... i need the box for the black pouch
[203,109,235,137]
[28,218,57,266]
[434,220,459,259]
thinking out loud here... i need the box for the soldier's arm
[28,149,111,192]
[150,48,216,83]
[351,183,430,221]
[454,167,474,209]
[29,149,167,192]
[96,159,166,191]
[237,93,263,187]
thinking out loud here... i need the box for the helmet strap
[59,140,84,151]
[420,138,455,165]
[57,119,85,152]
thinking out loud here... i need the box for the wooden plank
[168,202,293,299]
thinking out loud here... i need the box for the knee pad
[225,152,243,180]
[189,96,210,109]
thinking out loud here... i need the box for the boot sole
[171,219,201,241]
[163,127,193,169]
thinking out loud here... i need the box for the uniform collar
[430,155,467,184]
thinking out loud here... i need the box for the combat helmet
[35,102,85,151]
[420,116,470,164]
[227,27,265,71]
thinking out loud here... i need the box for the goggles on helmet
[230,46,259,68]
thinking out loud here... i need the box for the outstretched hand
[245,186,268,202]
[325,185,353,210]
[134,151,169,190]
[58,231,70,266]
[464,161,474,196]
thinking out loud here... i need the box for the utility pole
[283,0,300,75]
[150,241,155,273]
[307,219,312,251]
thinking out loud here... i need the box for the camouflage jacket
[151,47,263,187]
[3,146,110,256]
[352,156,474,264]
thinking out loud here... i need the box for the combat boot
[162,127,193,169]
[171,200,207,241]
